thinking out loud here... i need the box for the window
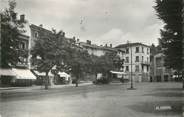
[147,48,149,54]
[135,65,139,72]
[156,58,162,67]
[142,47,144,53]
[147,57,149,62]
[147,66,149,72]
[126,48,129,54]
[126,66,129,72]
[135,47,139,53]
[34,32,39,38]
[135,56,139,62]
[125,57,129,63]
[142,56,144,62]
[19,42,25,49]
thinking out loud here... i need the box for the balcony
[141,61,150,66]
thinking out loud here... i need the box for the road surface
[0,82,183,117]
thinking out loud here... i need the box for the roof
[79,42,117,52]
[30,24,52,34]
[115,43,150,48]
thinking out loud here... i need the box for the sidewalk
[0,81,93,91]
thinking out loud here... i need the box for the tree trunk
[75,74,79,87]
[45,72,49,90]
[75,80,78,87]
[182,72,184,89]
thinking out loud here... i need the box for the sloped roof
[79,42,117,52]
[115,43,150,48]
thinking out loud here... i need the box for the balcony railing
[141,61,150,65]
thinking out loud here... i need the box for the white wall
[120,44,150,82]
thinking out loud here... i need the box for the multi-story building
[153,53,173,82]
[15,34,30,68]
[0,15,36,86]
[79,40,119,57]
[115,43,150,82]
[29,24,54,49]
[29,24,78,84]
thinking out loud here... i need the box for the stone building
[79,40,119,57]
[153,53,173,82]
[0,15,36,87]
[115,43,151,82]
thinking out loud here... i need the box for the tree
[91,52,120,79]
[31,30,70,89]
[1,0,27,68]
[66,48,92,87]
[154,0,182,71]
[154,0,184,88]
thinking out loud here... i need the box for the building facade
[0,15,36,87]
[116,43,150,82]
[182,0,184,73]
[79,40,118,57]
[153,53,173,82]
[29,24,53,49]
[16,34,30,68]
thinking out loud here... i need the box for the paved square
[0,82,183,117]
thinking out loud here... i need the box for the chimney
[110,44,112,48]
[77,38,80,42]
[73,37,76,43]
[62,32,65,37]
[86,40,91,45]
[39,24,43,28]
[20,14,25,22]
[12,12,17,20]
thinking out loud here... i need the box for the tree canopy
[1,0,27,68]
[31,30,69,72]
[154,0,183,71]
[91,52,122,76]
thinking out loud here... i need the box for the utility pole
[130,44,133,88]
[0,15,1,68]
[182,0,184,89]
[127,42,135,90]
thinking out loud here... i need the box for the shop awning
[0,69,16,76]
[58,72,70,77]
[58,72,70,80]
[33,70,54,77]
[12,68,36,80]
[110,71,125,75]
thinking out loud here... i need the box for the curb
[0,82,93,91]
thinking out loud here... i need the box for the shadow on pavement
[153,88,183,91]
[143,91,183,97]
[0,84,125,102]
[127,100,183,116]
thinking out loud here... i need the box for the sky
[1,0,164,47]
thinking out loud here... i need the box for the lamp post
[127,41,135,90]
[182,0,184,89]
